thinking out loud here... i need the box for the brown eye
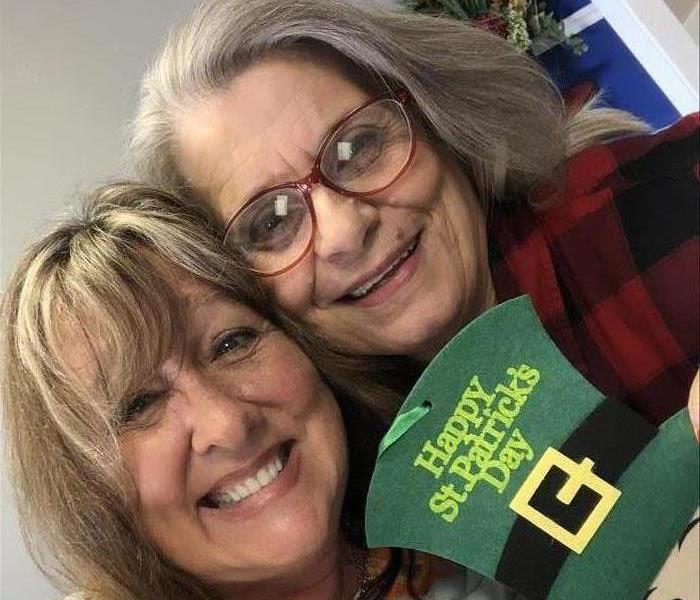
[212,327,261,361]
[323,126,386,181]
[116,391,164,427]
[235,190,309,252]
[318,97,412,194]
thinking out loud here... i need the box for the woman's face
[175,56,493,361]
[116,276,348,593]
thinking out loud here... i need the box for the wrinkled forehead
[174,55,372,219]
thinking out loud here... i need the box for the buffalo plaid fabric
[489,113,699,426]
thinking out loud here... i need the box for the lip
[202,440,293,499]
[337,233,422,304]
[198,441,300,521]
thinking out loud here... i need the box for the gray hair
[128,0,648,204]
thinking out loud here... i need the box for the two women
[3,0,697,597]
[2,183,517,599]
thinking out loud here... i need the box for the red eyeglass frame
[223,89,415,277]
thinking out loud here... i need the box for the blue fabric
[539,0,680,128]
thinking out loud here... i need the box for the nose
[311,185,378,265]
[175,370,265,457]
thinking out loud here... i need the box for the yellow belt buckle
[509,447,622,554]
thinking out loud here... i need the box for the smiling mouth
[343,234,420,301]
[199,442,293,510]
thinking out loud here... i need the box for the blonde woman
[129,0,698,429]
[1,182,521,600]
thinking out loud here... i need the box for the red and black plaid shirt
[489,113,699,426]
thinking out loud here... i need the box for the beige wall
[666,0,698,19]
[686,3,700,44]
[665,0,700,42]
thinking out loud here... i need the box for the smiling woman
[113,278,349,594]
[0,182,446,600]
[130,0,698,428]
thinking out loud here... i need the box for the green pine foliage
[403,0,588,56]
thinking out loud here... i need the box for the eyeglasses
[223,90,415,276]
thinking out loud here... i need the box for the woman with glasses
[2,182,523,600]
[129,1,698,430]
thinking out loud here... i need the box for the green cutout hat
[365,296,699,600]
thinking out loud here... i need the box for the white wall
[1,2,198,597]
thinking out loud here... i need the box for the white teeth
[244,477,261,496]
[208,450,286,508]
[348,238,418,299]
[256,466,272,487]
[217,490,238,507]
[266,463,277,481]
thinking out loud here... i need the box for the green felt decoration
[365,296,699,600]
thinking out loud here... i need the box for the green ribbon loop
[378,402,431,458]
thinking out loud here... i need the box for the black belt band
[495,399,658,599]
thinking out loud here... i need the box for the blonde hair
[128,0,648,203]
[1,182,411,599]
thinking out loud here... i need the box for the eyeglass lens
[319,98,412,194]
